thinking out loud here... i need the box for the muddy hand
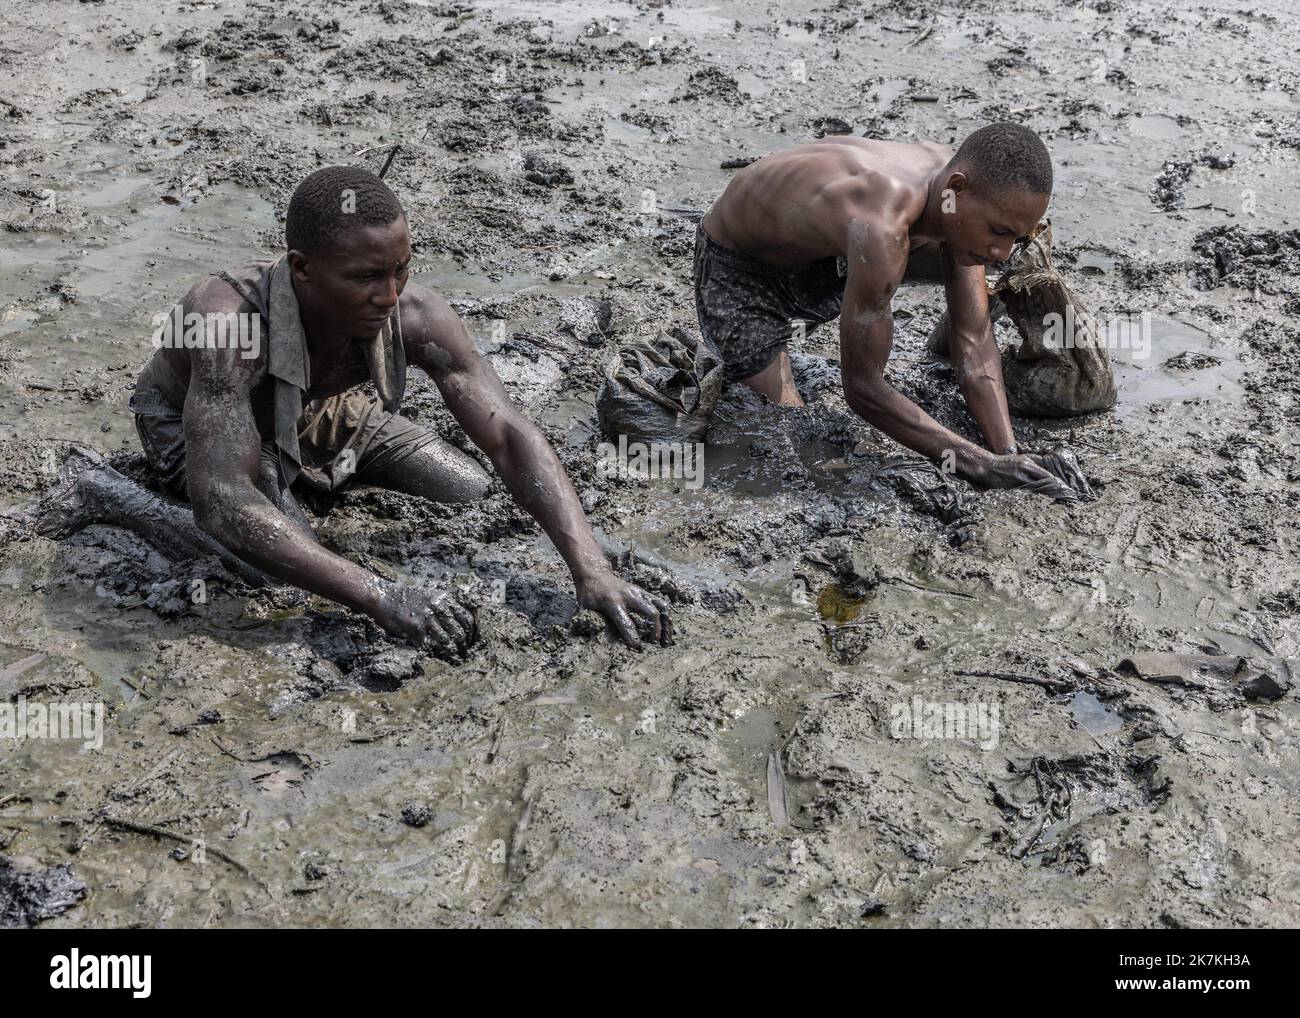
[975,453,1077,500]
[376,581,476,658]
[577,571,672,650]
[1032,448,1095,501]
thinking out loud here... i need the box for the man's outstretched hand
[972,452,1087,501]
[577,571,673,650]
[376,581,476,658]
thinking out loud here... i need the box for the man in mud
[48,166,669,655]
[696,122,1070,496]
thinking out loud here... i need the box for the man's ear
[945,170,969,196]
[287,249,310,281]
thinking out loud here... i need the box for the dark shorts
[128,383,441,501]
[693,223,847,383]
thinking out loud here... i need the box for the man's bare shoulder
[175,275,268,391]
[183,274,251,316]
[397,283,473,372]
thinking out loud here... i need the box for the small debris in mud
[810,116,853,138]
[1190,226,1300,290]
[1237,669,1291,702]
[0,854,88,928]
[523,152,573,187]
[1150,160,1192,211]
[1164,350,1222,371]
[401,803,432,828]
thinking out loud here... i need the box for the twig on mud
[378,144,402,179]
[209,734,250,761]
[902,24,933,49]
[101,816,266,891]
[954,669,1074,695]
[1,652,48,691]
[880,577,976,599]
[348,729,396,744]
[487,716,505,764]
[766,749,790,830]
[120,676,151,700]
[1011,812,1049,860]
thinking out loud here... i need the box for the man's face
[940,174,1049,269]
[290,216,411,336]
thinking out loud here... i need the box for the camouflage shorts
[693,223,847,383]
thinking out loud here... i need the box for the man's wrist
[956,445,993,476]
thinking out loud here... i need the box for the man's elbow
[189,480,243,546]
[845,375,888,418]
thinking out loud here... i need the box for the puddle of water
[816,582,868,624]
[721,706,780,773]
[1068,691,1124,736]
[777,22,819,44]
[874,77,912,108]
[1074,249,1117,275]
[1128,113,1190,142]
[0,306,40,339]
[80,172,156,209]
[482,0,735,39]
[1108,312,1246,418]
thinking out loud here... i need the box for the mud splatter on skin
[1,0,1298,928]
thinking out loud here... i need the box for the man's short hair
[285,166,405,254]
[952,123,1053,195]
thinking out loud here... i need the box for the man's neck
[909,167,948,245]
[292,276,353,356]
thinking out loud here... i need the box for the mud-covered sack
[596,329,723,444]
[930,221,1117,418]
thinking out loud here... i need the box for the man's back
[701,137,952,269]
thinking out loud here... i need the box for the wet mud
[1,0,1298,928]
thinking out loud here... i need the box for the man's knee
[444,454,491,503]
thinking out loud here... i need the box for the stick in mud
[953,670,1075,695]
[101,817,266,890]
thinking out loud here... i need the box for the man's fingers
[629,592,662,644]
[609,605,642,650]
[651,596,673,645]
[451,603,474,634]
[422,617,452,655]
[437,609,467,647]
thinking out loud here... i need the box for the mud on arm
[182,344,388,620]
[839,220,993,479]
[408,292,669,647]
[940,248,1017,454]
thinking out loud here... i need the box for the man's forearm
[951,327,1017,454]
[492,421,608,585]
[198,492,387,616]
[848,378,991,475]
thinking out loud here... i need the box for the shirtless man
[47,166,669,655]
[695,122,1070,496]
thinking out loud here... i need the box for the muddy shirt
[213,255,408,487]
[134,255,407,490]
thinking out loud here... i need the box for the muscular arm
[405,289,668,646]
[940,247,1017,454]
[182,313,387,619]
[837,213,994,478]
